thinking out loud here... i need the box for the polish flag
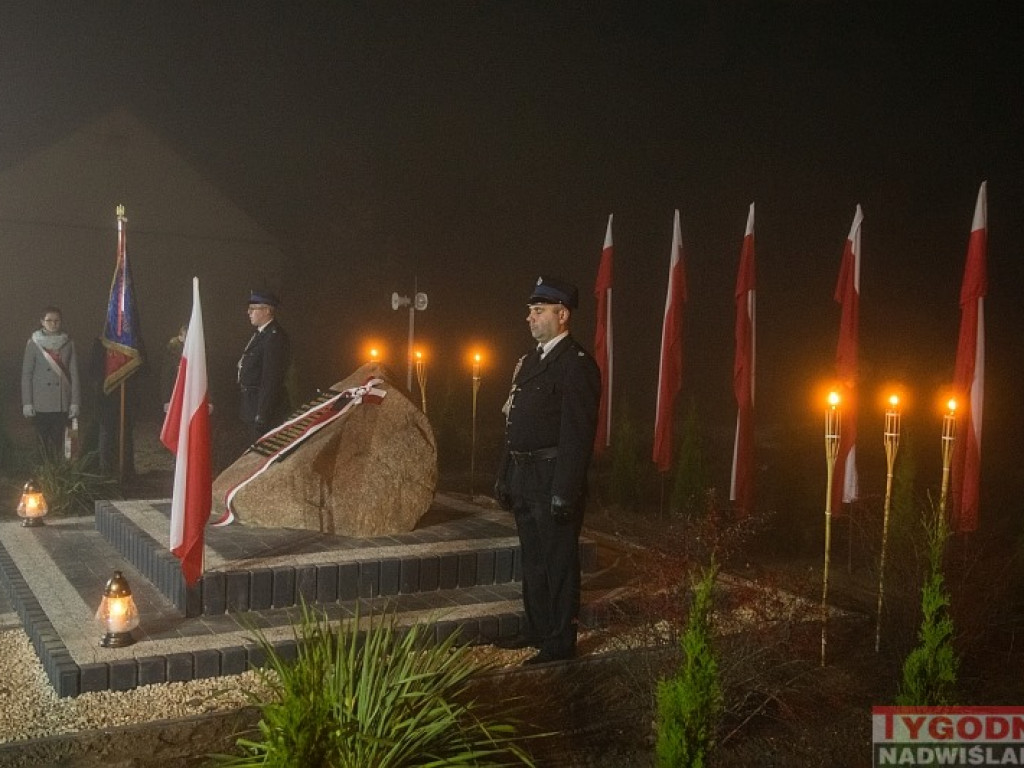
[730,203,756,516]
[653,209,687,473]
[951,182,987,533]
[832,206,862,513]
[593,214,614,456]
[160,278,211,586]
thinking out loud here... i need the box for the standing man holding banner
[494,276,600,664]
[237,290,290,444]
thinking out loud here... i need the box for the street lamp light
[875,392,902,652]
[939,398,957,518]
[414,349,427,414]
[821,390,841,667]
[391,288,428,391]
[470,352,482,496]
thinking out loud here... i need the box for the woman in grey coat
[22,306,81,457]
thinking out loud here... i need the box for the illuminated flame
[109,598,128,618]
[827,391,840,408]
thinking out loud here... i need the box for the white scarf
[31,329,72,389]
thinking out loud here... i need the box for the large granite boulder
[211,363,437,536]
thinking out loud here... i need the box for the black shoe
[493,635,542,650]
[521,649,575,665]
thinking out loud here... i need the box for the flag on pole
[951,181,988,533]
[832,205,863,513]
[160,278,212,586]
[653,209,687,473]
[593,213,614,456]
[101,205,144,394]
[731,203,756,515]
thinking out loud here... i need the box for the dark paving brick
[0,493,614,698]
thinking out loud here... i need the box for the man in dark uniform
[494,276,601,664]
[238,290,290,443]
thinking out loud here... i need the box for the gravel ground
[0,628,273,744]
[0,423,545,748]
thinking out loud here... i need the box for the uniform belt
[509,446,558,462]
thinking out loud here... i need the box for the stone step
[0,493,602,697]
[95,494,543,617]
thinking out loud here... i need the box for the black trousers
[34,411,67,459]
[506,457,582,658]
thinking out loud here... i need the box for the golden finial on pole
[822,390,841,667]
[116,204,126,221]
[875,392,902,652]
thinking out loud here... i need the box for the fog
[2,3,1023,529]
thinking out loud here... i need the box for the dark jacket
[498,334,600,505]
[238,319,290,428]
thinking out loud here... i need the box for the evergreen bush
[656,563,722,768]
[670,399,708,517]
[895,503,958,706]
[605,404,643,511]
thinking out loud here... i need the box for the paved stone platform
[0,493,599,698]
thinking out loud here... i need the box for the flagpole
[118,382,126,482]
[822,391,841,667]
[875,394,901,652]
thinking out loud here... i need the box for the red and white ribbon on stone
[214,377,386,526]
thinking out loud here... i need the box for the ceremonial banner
[102,206,144,394]
[653,209,687,473]
[593,213,614,455]
[731,203,756,515]
[160,278,211,587]
[951,181,987,532]
[832,205,862,512]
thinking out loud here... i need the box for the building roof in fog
[0,108,285,392]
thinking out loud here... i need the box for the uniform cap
[528,276,578,310]
[248,290,280,307]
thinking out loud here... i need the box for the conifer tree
[656,564,722,767]
[896,505,958,706]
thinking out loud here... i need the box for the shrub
[213,605,538,767]
[33,451,120,516]
[670,400,709,518]
[656,563,723,768]
[605,404,643,511]
[895,503,958,706]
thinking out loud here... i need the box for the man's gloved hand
[23,404,35,418]
[550,495,574,524]
[68,404,80,419]
[494,480,513,511]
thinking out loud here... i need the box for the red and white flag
[832,205,863,512]
[731,203,756,516]
[951,181,988,533]
[160,278,212,586]
[593,213,614,456]
[653,209,687,473]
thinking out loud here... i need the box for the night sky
[4,3,1023,519]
